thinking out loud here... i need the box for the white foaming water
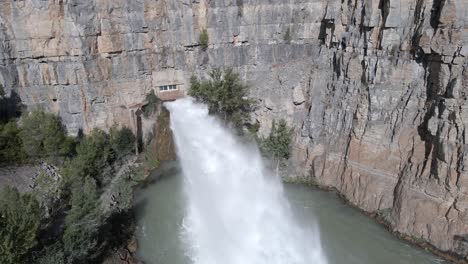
[166,98,327,264]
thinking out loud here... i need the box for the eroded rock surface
[0,0,466,260]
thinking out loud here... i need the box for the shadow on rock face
[0,90,24,123]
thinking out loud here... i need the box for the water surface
[134,162,449,264]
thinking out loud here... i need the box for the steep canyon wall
[0,0,466,259]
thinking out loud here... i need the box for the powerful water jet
[166,98,327,264]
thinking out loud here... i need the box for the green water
[134,162,449,264]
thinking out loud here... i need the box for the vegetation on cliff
[0,106,139,264]
[20,111,75,160]
[0,187,43,264]
[142,90,160,118]
[189,68,254,129]
[0,121,27,164]
[198,28,209,49]
[259,119,293,167]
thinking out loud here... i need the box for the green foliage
[63,129,113,186]
[19,111,74,159]
[0,110,139,263]
[0,186,44,264]
[199,28,209,49]
[63,177,101,263]
[110,125,136,158]
[0,121,26,164]
[189,68,253,129]
[35,243,66,264]
[260,119,293,163]
[62,125,137,193]
[284,27,292,43]
[142,90,160,118]
[33,173,61,217]
[110,171,138,211]
[143,147,160,171]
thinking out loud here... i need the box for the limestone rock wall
[0,0,466,260]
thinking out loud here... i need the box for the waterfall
[166,98,327,264]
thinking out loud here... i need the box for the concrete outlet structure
[152,69,186,101]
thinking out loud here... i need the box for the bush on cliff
[189,68,254,129]
[260,119,293,165]
[62,126,136,187]
[35,243,66,264]
[284,27,292,43]
[0,109,139,264]
[142,90,160,118]
[110,125,136,158]
[0,186,44,264]
[0,121,27,164]
[63,177,101,263]
[199,28,209,49]
[20,111,75,159]
[62,128,114,186]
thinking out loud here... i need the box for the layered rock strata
[0,0,466,259]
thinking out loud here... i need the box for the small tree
[142,90,160,118]
[66,128,113,184]
[19,111,73,159]
[63,177,101,263]
[189,68,253,129]
[199,28,209,49]
[33,172,62,217]
[261,119,293,170]
[0,186,44,264]
[284,27,292,43]
[35,243,66,264]
[109,125,136,158]
[0,121,26,164]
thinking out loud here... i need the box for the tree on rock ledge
[189,68,254,129]
[260,119,293,169]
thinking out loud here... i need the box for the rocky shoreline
[103,237,142,264]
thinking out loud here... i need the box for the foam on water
[166,98,327,264]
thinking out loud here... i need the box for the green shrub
[189,68,254,129]
[110,125,136,158]
[0,121,26,164]
[110,172,136,211]
[199,28,209,49]
[0,186,44,264]
[63,129,113,185]
[0,111,140,263]
[33,172,62,217]
[260,119,293,164]
[284,27,292,43]
[35,243,66,264]
[63,126,136,188]
[143,147,160,170]
[63,177,101,263]
[142,90,160,118]
[19,111,73,159]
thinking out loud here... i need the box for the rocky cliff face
[0,0,466,260]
